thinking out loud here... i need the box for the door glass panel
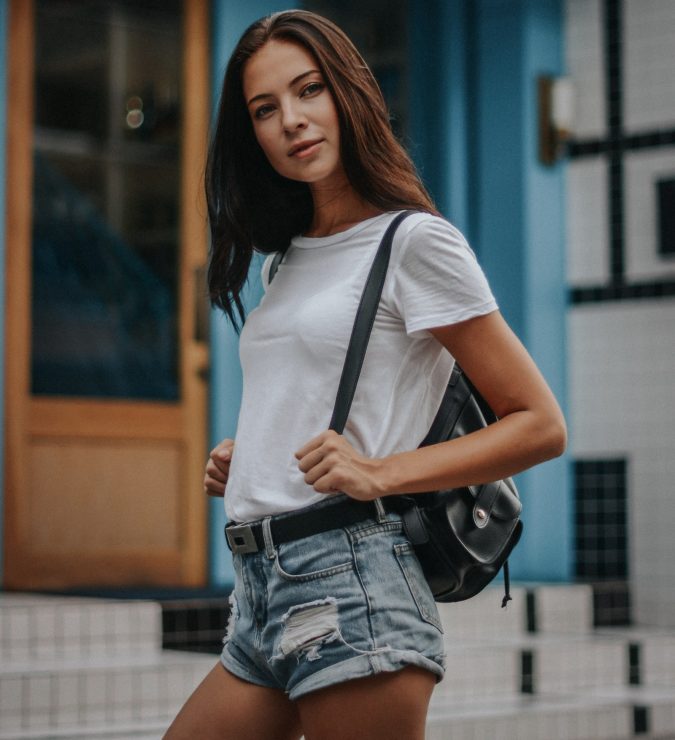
[31,0,182,400]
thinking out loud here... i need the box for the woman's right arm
[204,439,234,497]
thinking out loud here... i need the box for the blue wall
[408,0,470,232]
[472,0,570,581]
[0,0,8,585]
[409,0,571,581]
[208,0,293,587]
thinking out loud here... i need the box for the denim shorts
[220,495,446,701]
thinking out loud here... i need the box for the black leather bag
[269,211,523,606]
[400,363,523,605]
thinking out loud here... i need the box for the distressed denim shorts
[220,495,446,701]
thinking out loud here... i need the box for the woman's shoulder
[394,211,473,263]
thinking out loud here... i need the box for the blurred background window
[31,0,182,400]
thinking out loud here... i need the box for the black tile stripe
[633,705,650,735]
[526,590,537,633]
[570,280,675,304]
[659,179,675,255]
[605,0,623,139]
[569,139,610,157]
[624,129,675,150]
[592,582,631,627]
[628,642,641,685]
[569,128,675,158]
[521,650,535,694]
[604,0,625,282]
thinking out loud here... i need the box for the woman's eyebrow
[247,69,321,106]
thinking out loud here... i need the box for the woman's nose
[281,101,308,132]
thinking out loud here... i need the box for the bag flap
[479,478,522,521]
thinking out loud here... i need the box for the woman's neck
[305,177,382,237]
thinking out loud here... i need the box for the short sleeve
[386,215,498,338]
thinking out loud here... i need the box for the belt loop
[262,517,276,559]
[373,497,387,523]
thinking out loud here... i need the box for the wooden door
[4,0,210,589]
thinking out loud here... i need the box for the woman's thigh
[296,665,436,740]
[163,662,302,740]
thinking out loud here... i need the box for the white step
[533,583,594,634]
[436,582,594,639]
[586,686,675,739]
[436,585,528,640]
[0,650,215,737]
[0,720,167,739]
[428,685,675,740]
[433,634,629,700]
[435,629,675,701]
[597,627,675,686]
[0,594,161,663]
[533,633,627,694]
[427,693,632,740]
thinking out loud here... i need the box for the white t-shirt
[224,211,498,523]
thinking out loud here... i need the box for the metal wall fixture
[538,75,574,166]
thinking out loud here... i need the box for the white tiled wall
[569,301,675,627]
[624,0,675,132]
[566,0,675,629]
[565,0,606,138]
[624,148,675,281]
[567,157,610,285]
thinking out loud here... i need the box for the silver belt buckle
[226,524,259,554]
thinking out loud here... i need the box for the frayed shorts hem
[220,649,276,691]
[287,648,445,701]
[220,645,445,701]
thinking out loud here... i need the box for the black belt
[225,496,407,555]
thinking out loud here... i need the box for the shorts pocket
[394,542,443,633]
[273,527,354,582]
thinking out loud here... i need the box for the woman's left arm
[295,311,567,500]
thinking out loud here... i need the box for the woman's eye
[254,104,275,120]
[301,81,324,97]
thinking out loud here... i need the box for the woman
[166,10,566,740]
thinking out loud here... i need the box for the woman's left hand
[295,430,385,501]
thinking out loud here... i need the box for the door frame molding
[4,0,34,582]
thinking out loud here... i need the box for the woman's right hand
[204,438,234,497]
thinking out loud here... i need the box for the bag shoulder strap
[330,211,416,433]
[329,210,496,434]
[268,251,284,284]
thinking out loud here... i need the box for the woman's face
[243,40,344,189]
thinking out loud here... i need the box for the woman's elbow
[540,413,567,460]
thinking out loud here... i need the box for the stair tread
[429,685,675,719]
[0,593,159,608]
[0,718,168,740]
[438,629,675,656]
[0,649,216,675]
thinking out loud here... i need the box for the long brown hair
[206,9,437,329]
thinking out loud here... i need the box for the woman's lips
[288,139,323,158]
